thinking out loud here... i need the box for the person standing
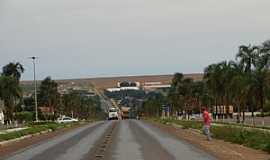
[202,107,212,141]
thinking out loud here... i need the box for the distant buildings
[39,106,55,115]
[106,81,171,92]
[117,81,140,88]
[106,81,140,92]
[142,81,171,92]
[57,82,96,97]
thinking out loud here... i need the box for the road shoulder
[0,122,92,157]
[147,120,270,160]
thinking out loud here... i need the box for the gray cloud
[0,0,269,80]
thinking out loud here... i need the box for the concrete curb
[0,129,53,147]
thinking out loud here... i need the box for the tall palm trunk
[260,91,264,126]
[251,104,255,126]
[237,105,240,123]
[242,109,245,123]
[215,97,218,120]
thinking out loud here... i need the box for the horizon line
[21,72,204,82]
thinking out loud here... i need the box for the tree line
[143,39,270,124]
[0,63,104,124]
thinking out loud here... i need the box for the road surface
[1,120,216,160]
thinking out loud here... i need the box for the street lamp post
[29,57,38,122]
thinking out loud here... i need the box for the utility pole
[29,57,38,122]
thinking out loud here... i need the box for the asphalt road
[1,120,216,160]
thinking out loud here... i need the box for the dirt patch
[148,121,270,160]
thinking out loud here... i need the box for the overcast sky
[0,0,269,80]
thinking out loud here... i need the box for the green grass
[0,122,80,142]
[211,125,270,152]
[0,126,47,141]
[152,118,203,129]
[152,118,270,153]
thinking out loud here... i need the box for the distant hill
[21,73,203,92]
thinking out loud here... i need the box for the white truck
[108,108,119,120]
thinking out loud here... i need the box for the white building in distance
[106,81,140,92]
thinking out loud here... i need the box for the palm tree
[251,49,270,126]
[229,67,250,123]
[204,64,219,119]
[175,78,194,119]
[236,45,258,73]
[2,62,24,83]
[0,62,24,123]
[236,45,259,122]
[168,73,185,116]
[204,62,229,120]
[191,81,205,114]
[167,90,183,117]
[62,91,81,118]
[38,77,60,117]
[171,73,184,89]
[143,92,165,117]
[0,76,22,123]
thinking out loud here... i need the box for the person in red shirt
[202,107,212,141]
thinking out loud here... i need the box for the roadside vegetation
[0,62,105,127]
[140,39,270,153]
[0,121,82,142]
[153,118,270,153]
[143,39,270,125]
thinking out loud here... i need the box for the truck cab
[121,107,130,120]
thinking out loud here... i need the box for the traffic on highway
[1,0,270,159]
[0,120,215,160]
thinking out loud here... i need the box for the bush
[174,120,203,130]
[38,113,56,121]
[45,123,67,131]
[212,125,270,152]
[158,119,270,153]
[15,112,34,123]
[0,126,47,141]
[0,121,79,142]
[28,121,57,126]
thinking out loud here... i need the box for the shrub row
[0,126,47,141]
[154,118,270,153]
[14,112,34,123]
[0,122,79,142]
[211,125,270,152]
[155,118,203,129]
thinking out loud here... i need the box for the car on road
[57,116,78,123]
[108,107,119,120]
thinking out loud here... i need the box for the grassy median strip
[0,122,79,142]
[152,118,270,153]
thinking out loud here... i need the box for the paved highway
[1,120,215,160]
